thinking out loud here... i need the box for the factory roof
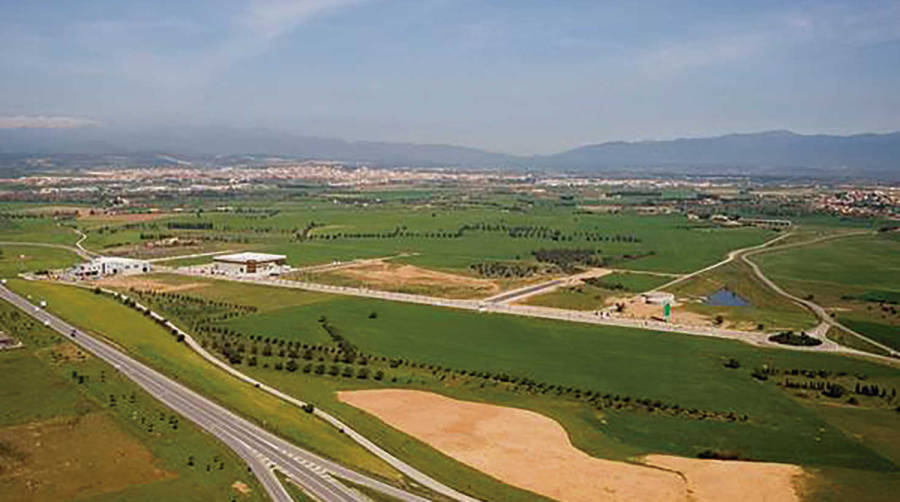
[213,252,287,263]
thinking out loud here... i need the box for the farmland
[754,232,900,349]
[0,300,266,502]
[2,191,899,501]
[60,272,900,501]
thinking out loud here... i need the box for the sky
[1,0,899,154]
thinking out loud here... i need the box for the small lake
[705,288,751,307]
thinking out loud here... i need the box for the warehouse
[212,252,288,275]
[74,256,151,279]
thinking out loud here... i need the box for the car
[43,320,50,327]
[70,329,77,338]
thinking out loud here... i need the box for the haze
[2,0,900,154]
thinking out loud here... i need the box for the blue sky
[1,0,899,154]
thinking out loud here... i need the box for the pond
[705,288,751,307]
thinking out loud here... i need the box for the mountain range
[1,127,898,179]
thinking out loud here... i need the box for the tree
[285,359,298,372]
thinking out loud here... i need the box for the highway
[0,285,439,502]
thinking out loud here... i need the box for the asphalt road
[0,285,436,502]
[739,232,899,357]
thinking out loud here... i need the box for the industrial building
[74,256,151,279]
[212,252,288,275]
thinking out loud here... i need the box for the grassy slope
[131,276,900,473]
[0,302,266,502]
[668,260,817,331]
[7,279,399,481]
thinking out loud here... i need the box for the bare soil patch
[607,295,712,326]
[644,455,804,502]
[80,212,175,223]
[96,276,207,293]
[339,389,802,502]
[0,413,174,501]
[322,261,501,298]
[231,480,252,494]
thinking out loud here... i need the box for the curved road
[740,231,898,357]
[0,285,437,502]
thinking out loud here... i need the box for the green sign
[664,303,671,320]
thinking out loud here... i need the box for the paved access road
[0,286,437,502]
[739,231,899,357]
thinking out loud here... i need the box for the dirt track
[339,389,803,502]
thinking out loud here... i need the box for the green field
[0,300,266,502]
[4,199,899,501]
[95,274,900,498]
[65,203,774,275]
[754,232,900,346]
[6,279,401,481]
[0,244,79,277]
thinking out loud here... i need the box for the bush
[768,331,823,347]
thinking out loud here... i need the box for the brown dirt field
[607,295,712,326]
[644,455,804,502]
[338,389,802,502]
[326,261,501,298]
[79,212,175,223]
[96,276,208,293]
[0,413,174,501]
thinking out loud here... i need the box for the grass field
[59,203,775,276]
[106,275,900,489]
[9,278,552,502]
[6,279,401,482]
[522,283,613,310]
[840,319,900,352]
[0,301,266,502]
[754,232,900,348]
[0,244,79,278]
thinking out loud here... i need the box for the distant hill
[0,126,519,168]
[1,126,898,178]
[539,130,900,178]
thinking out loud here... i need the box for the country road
[739,231,898,357]
[0,285,440,502]
[174,266,899,367]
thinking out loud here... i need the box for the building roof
[213,252,287,263]
[93,256,149,264]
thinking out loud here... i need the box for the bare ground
[319,261,501,298]
[96,276,208,293]
[338,389,803,502]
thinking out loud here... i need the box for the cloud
[0,115,102,129]
[243,0,363,39]
[637,34,767,78]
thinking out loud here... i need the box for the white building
[641,291,675,305]
[74,256,151,279]
[212,252,288,275]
